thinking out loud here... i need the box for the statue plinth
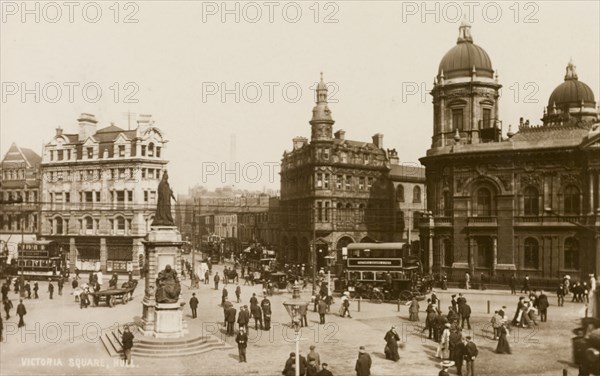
[139,226,188,338]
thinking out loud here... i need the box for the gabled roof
[1,143,42,168]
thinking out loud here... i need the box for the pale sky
[2,1,599,194]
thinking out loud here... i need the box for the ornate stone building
[0,143,42,257]
[40,113,169,274]
[420,23,600,281]
[279,74,426,268]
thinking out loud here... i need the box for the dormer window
[87,147,93,159]
[148,143,155,157]
[57,150,64,161]
[119,145,126,157]
[156,146,161,158]
[141,145,146,156]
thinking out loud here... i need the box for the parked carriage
[89,280,138,307]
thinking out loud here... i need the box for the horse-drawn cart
[90,280,138,307]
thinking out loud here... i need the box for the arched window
[442,191,452,217]
[336,203,343,221]
[564,237,579,269]
[475,188,493,216]
[148,142,155,157]
[116,216,126,231]
[84,216,94,231]
[523,187,539,216]
[358,203,366,223]
[346,203,353,221]
[564,185,580,215]
[413,186,421,203]
[524,238,539,269]
[54,217,63,235]
[396,185,404,202]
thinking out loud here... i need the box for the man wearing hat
[438,360,454,376]
[317,362,333,376]
[235,326,248,363]
[355,346,371,376]
[465,336,478,376]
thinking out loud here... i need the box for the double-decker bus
[344,242,413,284]
[13,240,67,279]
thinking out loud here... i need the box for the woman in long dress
[496,323,511,354]
[409,298,420,321]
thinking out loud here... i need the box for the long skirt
[496,335,511,354]
[409,312,419,321]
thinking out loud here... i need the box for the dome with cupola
[438,22,494,80]
[547,60,596,108]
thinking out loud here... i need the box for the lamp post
[282,285,310,376]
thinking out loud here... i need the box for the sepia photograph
[1,1,599,375]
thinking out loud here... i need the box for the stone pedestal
[139,226,187,338]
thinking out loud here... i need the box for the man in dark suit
[189,293,199,318]
[47,280,54,300]
[226,305,237,336]
[537,290,549,322]
[459,301,472,330]
[453,336,467,375]
[16,299,27,328]
[251,304,263,330]
[235,327,248,363]
[237,305,250,332]
[465,336,478,376]
[261,296,272,330]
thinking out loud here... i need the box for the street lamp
[282,285,310,376]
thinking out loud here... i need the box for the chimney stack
[372,133,384,148]
[77,113,97,140]
[292,137,308,150]
[55,127,63,136]
[334,130,345,140]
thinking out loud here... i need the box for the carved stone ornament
[561,173,580,186]
[520,174,541,189]
[498,175,512,191]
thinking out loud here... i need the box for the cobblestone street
[0,261,586,376]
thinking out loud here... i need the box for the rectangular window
[317,202,323,221]
[117,191,125,202]
[336,175,342,190]
[50,151,54,161]
[119,145,125,157]
[127,190,133,202]
[141,145,146,156]
[325,202,330,221]
[156,147,161,158]
[324,174,330,189]
[452,109,463,131]
[144,191,149,202]
[345,175,351,191]
[94,191,100,202]
[482,108,492,129]
[316,173,323,188]
[57,150,64,161]
[149,169,155,179]
[367,177,373,190]
[359,177,365,191]
[65,192,70,203]
[323,149,329,160]
[87,147,93,159]
[142,169,146,179]
[150,191,156,203]
[119,168,125,179]
[85,192,93,203]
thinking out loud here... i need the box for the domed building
[419,23,600,283]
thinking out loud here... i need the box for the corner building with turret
[419,23,600,282]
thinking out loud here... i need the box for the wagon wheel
[399,290,413,302]
[108,296,116,307]
[122,294,129,304]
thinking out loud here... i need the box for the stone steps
[100,326,231,358]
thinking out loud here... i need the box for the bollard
[358,297,361,312]
[487,300,490,314]
[398,299,401,312]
